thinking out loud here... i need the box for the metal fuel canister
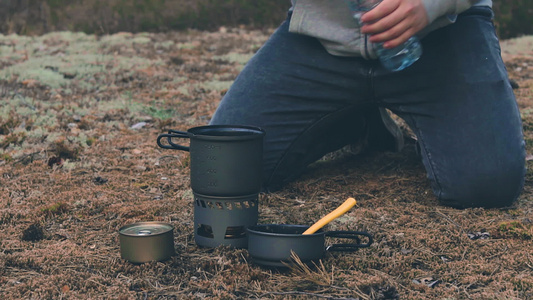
[119,222,175,264]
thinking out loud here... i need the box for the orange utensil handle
[302,198,357,235]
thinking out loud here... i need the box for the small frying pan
[246,224,372,268]
[247,198,373,268]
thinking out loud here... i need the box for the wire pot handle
[156,130,190,151]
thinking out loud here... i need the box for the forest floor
[0,29,532,299]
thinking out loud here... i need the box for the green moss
[176,86,190,96]
[27,127,48,140]
[86,137,96,147]
[213,53,253,65]
[131,35,152,45]
[155,40,175,49]
[0,32,161,90]
[41,202,69,217]
[61,159,78,171]
[526,161,533,180]
[0,152,13,162]
[176,42,198,50]
[45,132,64,144]
[0,132,27,149]
[0,113,22,134]
[144,105,176,121]
[197,80,233,92]
[498,221,533,240]
[525,138,533,150]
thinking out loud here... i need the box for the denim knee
[435,158,525,209]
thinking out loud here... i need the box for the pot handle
[156,130,190,151]
[325,231,373,252]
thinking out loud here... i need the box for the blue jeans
[210,7,526,208]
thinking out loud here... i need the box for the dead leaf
[21,79,38,87]
[413,277,440,288]
[467,232,491,240]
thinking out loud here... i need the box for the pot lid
[189,125,265,140]
[119,222,173,237]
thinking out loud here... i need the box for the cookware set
[118,125,373,267]
[157,125,264,249]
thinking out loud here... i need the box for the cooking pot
[157,125,265,196]
[246,224,372,268]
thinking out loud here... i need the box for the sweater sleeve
[422,0,479,24]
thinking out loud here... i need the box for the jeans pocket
[459,6,494,20]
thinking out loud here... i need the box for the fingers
[379,29,418,48]
[359,0,428,48]
[366,20,418,48]
[360,0,399,24]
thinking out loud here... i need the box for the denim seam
[510,140,527,206]
[406,113,443,199]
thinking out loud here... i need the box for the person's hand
[360,0,428,48]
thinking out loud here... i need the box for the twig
[433,209,464,233]
[369,268,409,291]
[489,265,501,276]
[527,253,533,270]
[461,248,468,261]
[486,244,509,259]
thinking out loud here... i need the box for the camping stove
[193,192,258,248]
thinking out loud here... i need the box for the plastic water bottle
[345,0,422,71]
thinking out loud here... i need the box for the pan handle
[156,130,190,151]
[325,230,373,252]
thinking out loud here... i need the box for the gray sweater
[289,0,492,58]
